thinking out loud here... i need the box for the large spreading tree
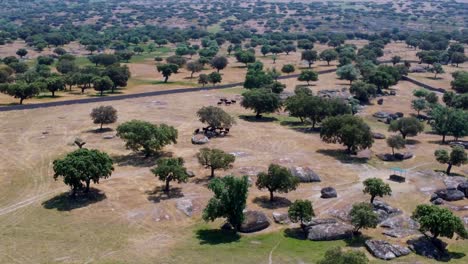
[363,178,392,204]
[320,115,374,153]
[434,146,467,175]
[116,120,178,157]
[53,148,114,196]
[197,148,235,178]
[412,204,467,240]
[241,88,281,118]
[196,106,235,129]
[256,164,299,201]
[388,117,424,139]
[203,175,249,231]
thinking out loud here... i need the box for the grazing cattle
[194,128,200,134]
[231,100,236,104]
[225,101,231,105]
[217,102,223,105]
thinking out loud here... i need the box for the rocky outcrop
[365,239,411,260]
[176,199,193,217]
[191,134,209,144]
[321,187,337,198]
[407,236,449,260]
[289,167,321,182]
[377,152,413,161]
[307,221,353,241]
[272,212,289,224]
[380,215,420,238]
[433,188,465,202]
[373,201,402,222]
[458,182,468,198]
[240,210,270,233]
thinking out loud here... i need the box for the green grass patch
[167,224,346,264]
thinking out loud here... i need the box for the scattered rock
[407,236,449,260]
[230,151,248,158]
[443,176,466,189]
[457,182,468,198]
[42,131,49,135]
[373,111,391,119]
[272,212,290,224]
[372,201,402,222]
[449,141,468,149]
[394,152,413,160]
[365,239,411,260]
[176,199,193,217]
[321,187,337,198]
[239,211,270,233]
[317,89,352,100]
[187,171,195,178]
[432,198,444,205]
[410,66,427,73]
[372,132,386,139]
[307,221,353,241]
[377,98,384,105]
[434,188,465,201]
[191,134,209,145]
[289,166,321,182]
[377,152,413,161]
[102,135,114,139]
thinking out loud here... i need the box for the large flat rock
[365,239,411,260]
[240,210,270,233]
[289,166,321,182]
[307,221,353,241]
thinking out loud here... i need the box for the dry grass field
[0,62,467,263]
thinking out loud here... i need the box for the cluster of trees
[0,52,130,103]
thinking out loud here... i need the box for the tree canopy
[256,164,299,201]
[320,115,373,153]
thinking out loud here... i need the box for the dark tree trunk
[327,61,330,66]
[52,91,55,97]
[269,190,274,202]
[442,134,446,144]
[164,76,169,83]
[370,195,375,204]
[100,123,103,130]
[446,163,453,175]
[165,178,171,192]
[100,90,103,96]
[20,98,24,105]
[210,167,215,178]
[255,112,262,119]
[191,72,194,78]
[85,180,90,193]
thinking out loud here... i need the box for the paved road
[0,69,337,112]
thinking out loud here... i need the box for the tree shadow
[405,139,421,145]
[112,151,172,167]
[284,228,307,240]
[434,170,465,177]
[196,229,241,245]
[85,127,113,134]
[146,186,184,203]
[42,188,106,211]
[252,196,292,209]
[344,234,371,248]
[191,175,213,186]
[239,115,278,123]
[316,149,368,164]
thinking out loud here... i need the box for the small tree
[451,52,466,67]
[363,178,392,204]
[197,148,235,178]
[210,56,228,72]
[288,199,314,235]
[301,50,318,68]
[93,76,114,96]
[298,70,318,85]
[386,135,405,156]
[0,82,40,104]
[412,204,467,240]
[116,120,178,157]
[16,48,28,58]
[350,202,379,233]
[319,49,338,66]
[337,64,360,84]
[90,105,118,130]
[198,74,209,87]
[256,164,299,201]
[241,89,281,118]
[157,64,178,83]
[53,149,113,196]
[151,157,188,192]
[411,98,427,116]
[197,106,235,128]
[208,72,222,86]
[186,61,203,78]
[350,81,377,103]
[281,64,295,75]
[46,76,65,97]
[203,175,249,231]
[391,56,401,65]
[434,146,467,175]
[388,117,424,139]
[320,115,374,153]
[318,247,369,264]
[235,50,256,66]
[431,63,445,79]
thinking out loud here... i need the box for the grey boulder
[321,187,337,198]
[365,239,411,260]
[272,212,289,224]
[191,134,209,144]
[289,166,321,182]
[307,221,353,241]
[434,188,465,201]
[240,210,270,233]
[457,182,468,198]
[176,199,193,217]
